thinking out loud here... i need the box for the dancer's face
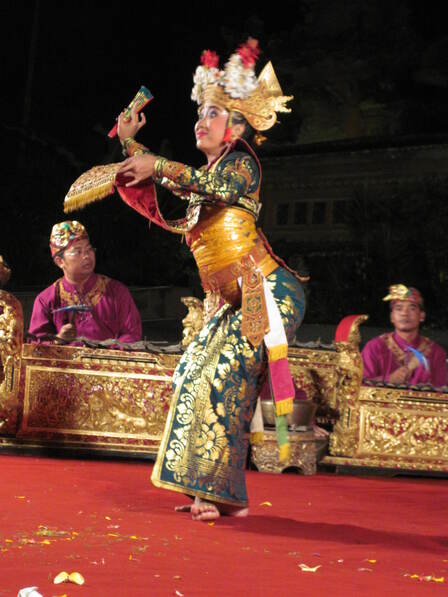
[195,103,229,159]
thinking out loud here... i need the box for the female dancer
[116,39,307,521]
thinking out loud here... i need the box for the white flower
[191,66,223,102]
[223,55,258,99]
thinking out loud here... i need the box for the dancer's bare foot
[191,497,220,521]
[191,503,220,521]
[189,497,249,521]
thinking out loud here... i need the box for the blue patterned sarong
[151,267,305,506]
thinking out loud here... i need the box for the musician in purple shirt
[28,221,142,344]
[361,284,447,387]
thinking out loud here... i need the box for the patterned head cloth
[191,39,293,140]
[50,221,89,257]
[382,284,424,309]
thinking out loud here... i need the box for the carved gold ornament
[181,296,204,348]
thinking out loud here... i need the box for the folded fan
[108,85,153,138]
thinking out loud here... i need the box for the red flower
[201,50,220,68]
[237,38,260,68]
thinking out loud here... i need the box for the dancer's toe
[191,503,220,521]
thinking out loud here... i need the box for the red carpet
[0,455,447,596]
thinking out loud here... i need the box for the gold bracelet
[121,137,135,150]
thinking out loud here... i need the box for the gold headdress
[383,284,424,308]
[50,221,89,256]
[192,39,293,134]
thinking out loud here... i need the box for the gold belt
[199,239,277,293]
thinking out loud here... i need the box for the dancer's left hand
[118,154,157,186]
[117,104,146,141]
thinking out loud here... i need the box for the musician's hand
[117,104,146,142]
[388,366,410,384]
[56,323,77,342]
[118,154,157,186]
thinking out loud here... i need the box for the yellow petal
[68,572,85,585]
[299,563,321,572]
[433,577,445,583]
[54,572,69,584]
[41,540,51,545]
[15,496,26,499]
[105,516,111,520]
[259,501,272,507]
[367,559,377,564]
[208,522,215,527]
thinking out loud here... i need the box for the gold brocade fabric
[150,140,262,234]
[57,275,110,308]
[151,268,306,506]
[187,206,278,306]
[240,254,270,346]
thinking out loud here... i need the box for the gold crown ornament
[192,39,293,135]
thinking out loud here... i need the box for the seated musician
[362,284,447,387]
[28,221,142,344]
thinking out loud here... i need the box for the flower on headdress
[237,38,260,68]
[191,50,222,102]
[223,52,258,99]
[220,37,260,99]
[191,39,262,102]
[201,50,219,69]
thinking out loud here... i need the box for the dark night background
[2,0,448,330]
